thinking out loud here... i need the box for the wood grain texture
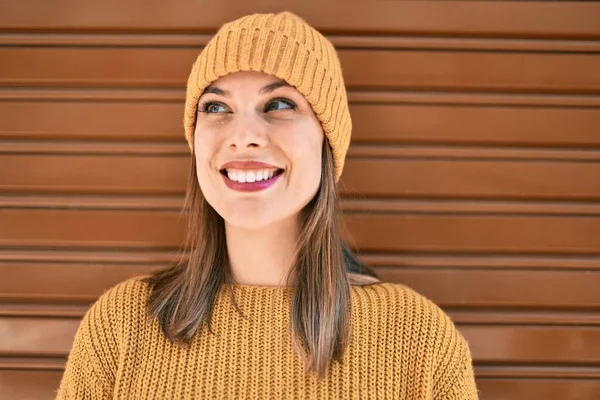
[0,209,185,248]
[3,209,600,255]
[0,263,157,301]
[0,0,599,38]
[3,154,600,200]
[476,379,600,400]
[1,263,598,310]
[1,1,599,398]
[0,100,183,142]
[0,370,63,400]
[3,33,600,53]
[3,88,599,107]
[1,316,598,365]
[376,268,600,309]
[0,318,78,356]
[344,213,600,254]
[1,372,599,400]
[462,325,600,364]
[2,47,599,93]
[2,100,599,147]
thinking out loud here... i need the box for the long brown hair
[144,140,381,378]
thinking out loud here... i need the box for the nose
[228,112,268,150]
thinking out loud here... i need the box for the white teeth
[224,168,281,183]
[237,171,246,183]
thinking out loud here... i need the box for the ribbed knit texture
[184,12,352,181]
[56,277,478,399]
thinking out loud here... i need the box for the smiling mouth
[219,168,284,183]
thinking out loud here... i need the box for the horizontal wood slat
[0,48,192,88]
[7,141,600,161]
[3,155,600,200]
[3,209,600,254]
[0,263,156,301]
[350,104,600,146]
[3,249,600,271]
[0,154,189,195]
[0,303,92,319]
[1,263,598,309]
[342,159,600,200]
[450,310,600,327]
[3,33,600,53]
[0,370,62,400]
[2,47,599,93]
[5,195,600,218]
[341,50,600,94]
[0,209,185,248]
[3,88,599,108]
[4,304,599,326]
[1,371,599,400]
[344,213,600,254]
[2,303,599,327]
[0,318,78,356]
[1,370,598,400]
[2,100,600,147]
[0,100,182,142]
[0,1,599,38]
[342,199,600,217]
[462,325,600,364]
[0,248,176,264]
[1,317,598,364]
[476,379,600,400]
[376,269,600,309]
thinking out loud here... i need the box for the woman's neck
[225,217,299,287]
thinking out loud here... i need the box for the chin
[224,215,281,231]
[218,206,281,231]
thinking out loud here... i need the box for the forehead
[202,71,292,95]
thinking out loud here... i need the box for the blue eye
[265,99,296,112]
[200,102,229,114]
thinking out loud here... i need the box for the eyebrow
[202,80,291,98]
[203,86,230,97]
[260,80,291,94]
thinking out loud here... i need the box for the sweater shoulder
[90,275,151,316]
[60,276,152,393]
[356,281,452,320]
[355,281,468,347]
[361,282,475,390]
[82,275,152,341]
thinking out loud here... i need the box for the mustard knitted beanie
[184,11,351,181]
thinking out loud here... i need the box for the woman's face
[194,71,324,230]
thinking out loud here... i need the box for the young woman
[57,11,478,399]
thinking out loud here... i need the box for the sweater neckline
[221,282,386,292]
[221,282,294,291]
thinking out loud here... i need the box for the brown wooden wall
[1,1,600,398]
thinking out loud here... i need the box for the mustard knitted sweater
[56,277,478,399]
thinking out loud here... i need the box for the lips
[219,160,284,192]
[220,160,281,170]
[220,170,283,192]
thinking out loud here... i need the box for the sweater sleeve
[434,329,479,400]
[55,284,125,399]
[55,318,112,399]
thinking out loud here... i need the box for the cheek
[194,123,222,161]
[282,121,324,186]
[193,126,221,185]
